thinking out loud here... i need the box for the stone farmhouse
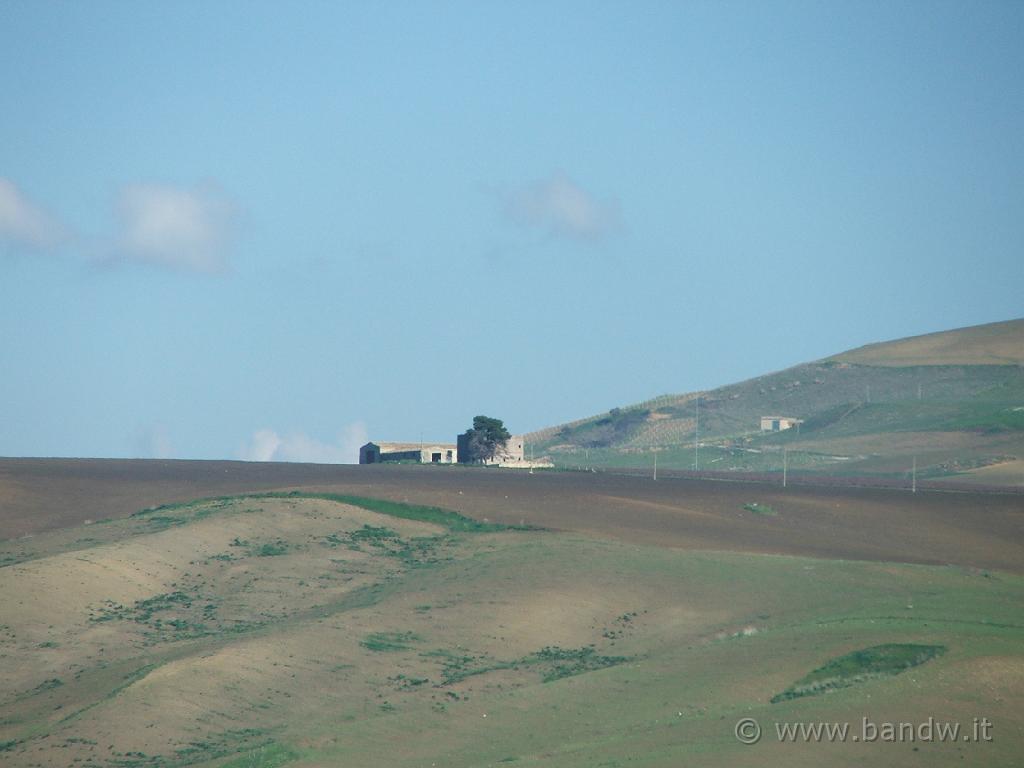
[359,435,533,466]
[358,442,458,465]
[456,434,526,465]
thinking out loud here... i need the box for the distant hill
[832,318,1024,367]
[527,319,1024,485]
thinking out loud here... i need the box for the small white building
[760,416,803,433]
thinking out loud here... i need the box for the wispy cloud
[131,424,174,459]
[0,177,66,253]
[110,182,238,274]
[503,172,620,241]
[237,422,368,464]
[1,177,239,274]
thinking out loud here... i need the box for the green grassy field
[1,492,1022,767]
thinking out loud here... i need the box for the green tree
[459,415,511,463]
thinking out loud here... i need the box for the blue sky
[1,1,1022,461]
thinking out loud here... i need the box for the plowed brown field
[2,458,1022,572]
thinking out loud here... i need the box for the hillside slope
[834,318,1024,367]
[528,319,1024,484]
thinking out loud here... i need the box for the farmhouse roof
[375,441,457,452]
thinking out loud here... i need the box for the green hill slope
[528,319,1024,484]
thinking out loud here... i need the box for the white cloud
[113,182,237,274]
[238,429,283,462]
[238,422,368,464]
[504,173,620,241]
[131,424,174,459]
[0,177,65,252]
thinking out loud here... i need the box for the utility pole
[694,396,700,472]
[866,384,871,404]
[783,448,788,488]
[653,451,657,481]
[918,382,922,401]
[912,456,917,494]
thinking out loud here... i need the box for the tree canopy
[460,415,511,463]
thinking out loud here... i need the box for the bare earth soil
[2,459,1022,573]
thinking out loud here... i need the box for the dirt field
[2,459,1022,573]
